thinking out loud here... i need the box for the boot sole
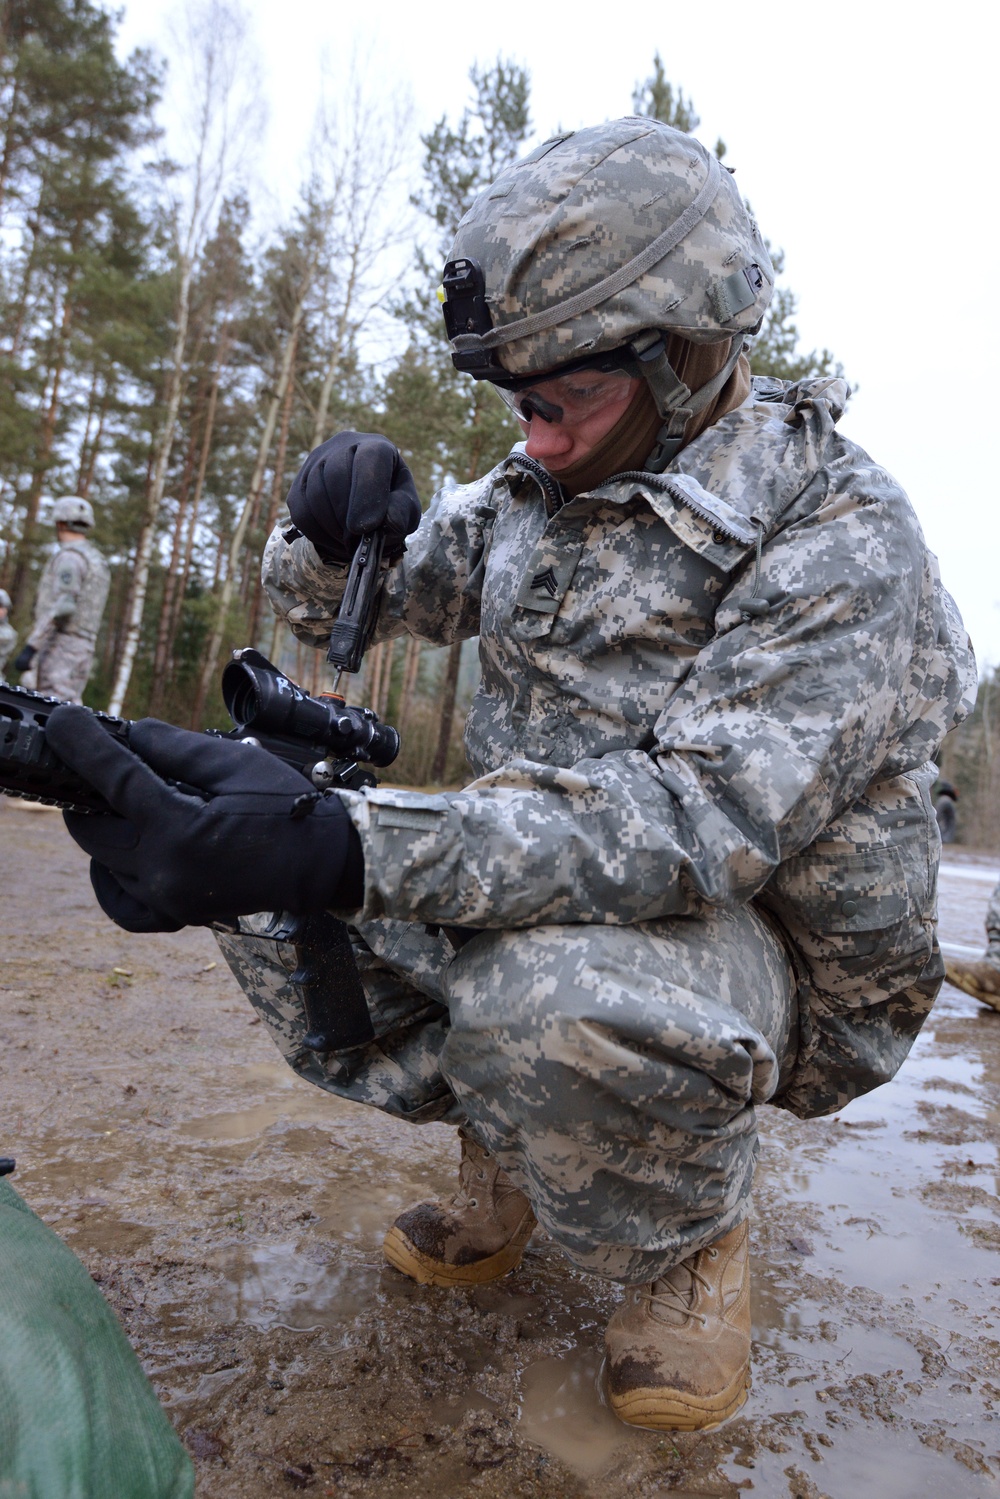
[608,1368,750,1432]
[382,1216,535,1287]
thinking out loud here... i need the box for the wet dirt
[2,798,999,1498]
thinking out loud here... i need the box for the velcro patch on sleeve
[375,807,446,833]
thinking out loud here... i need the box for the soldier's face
[517,374,641,471]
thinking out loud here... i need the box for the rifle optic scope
[221,650,399,769]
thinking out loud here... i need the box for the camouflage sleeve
[260,472,501,650]
[339,465,974,930]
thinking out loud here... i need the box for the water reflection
[206,1238,379,1334]
[517,1345,640,1476]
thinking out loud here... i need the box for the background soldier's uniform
[0,614,16,677]
[26,535,109,702]
[216,374,974,1285]
[944,876,1000,1009]
[988,883,1000,953]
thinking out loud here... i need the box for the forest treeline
[0,4,840,785]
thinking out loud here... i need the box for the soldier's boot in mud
[604,1219,751,1431]
[383,1131,537,1287]
[945,956,1000,1012]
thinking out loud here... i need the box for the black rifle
[0,656,395,1055]
[0,649,399,812]
[0,532,394,1057]
[1,519,395,813]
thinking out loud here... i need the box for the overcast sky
[117,0,998,669]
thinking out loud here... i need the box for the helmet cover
[53,496,95,530]
[447,118,774,378]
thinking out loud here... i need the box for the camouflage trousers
[22,634,96,703]
[216,906,798,1284]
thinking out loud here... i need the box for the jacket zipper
[508,454,753,546]
[609,471,756,545]
[507,452,564,507]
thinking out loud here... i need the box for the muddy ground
[2,798,999,1499]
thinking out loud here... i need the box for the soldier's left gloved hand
[286,431,421,565]
[46,707,365,934]
[12,645,35,673]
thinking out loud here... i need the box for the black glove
[13,645,36,673]
[286,430,421,565]
[46,707,365,933]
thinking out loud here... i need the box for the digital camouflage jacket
[27,538,110,652]
[0,617,16,674]
[263,376,976,1116]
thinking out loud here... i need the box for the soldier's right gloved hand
[12,645,35,673]
[286,431,421,565]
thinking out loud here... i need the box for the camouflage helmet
[440,118,774,466]
[52,496,95,530]
[0,589,10,609]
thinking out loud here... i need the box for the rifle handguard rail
[0,651,399,815]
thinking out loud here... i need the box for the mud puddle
[517,1347,644,1477]
[202,1240,381,1335]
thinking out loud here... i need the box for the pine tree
[631,55,840,382]
[632,53,706,142]
[387,60,531,782]
[0,0,162,617]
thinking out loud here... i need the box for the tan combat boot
[945,957,1000,1011]
[604,1219,751,1431]
[382,1131,537,1287]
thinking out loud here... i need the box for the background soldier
[934,778,959,843]
[0,589,16,677]
[48,119,976,1433]
[946,880,1000,1011]
[13,496,110,703]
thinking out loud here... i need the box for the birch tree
[393,60,530,782]
[304,70,414,449]
[108,0,263,715]
[193,67,416,719]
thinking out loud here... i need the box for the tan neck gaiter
[552,381,663,498]
[548,336,751,498]
[664,333,751,446]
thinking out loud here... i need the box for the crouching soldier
[48,118,975,1431]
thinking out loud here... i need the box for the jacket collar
[502,376,850,542]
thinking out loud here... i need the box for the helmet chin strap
[635,333,748,472]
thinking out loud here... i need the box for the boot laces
[639,1245,719,1328]
[453,1132,500,1211]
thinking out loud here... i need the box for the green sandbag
[0,1179,194,1499]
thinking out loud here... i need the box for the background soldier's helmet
[52,496,95,530]
[440,118,775,465]
[0,589,10,609]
